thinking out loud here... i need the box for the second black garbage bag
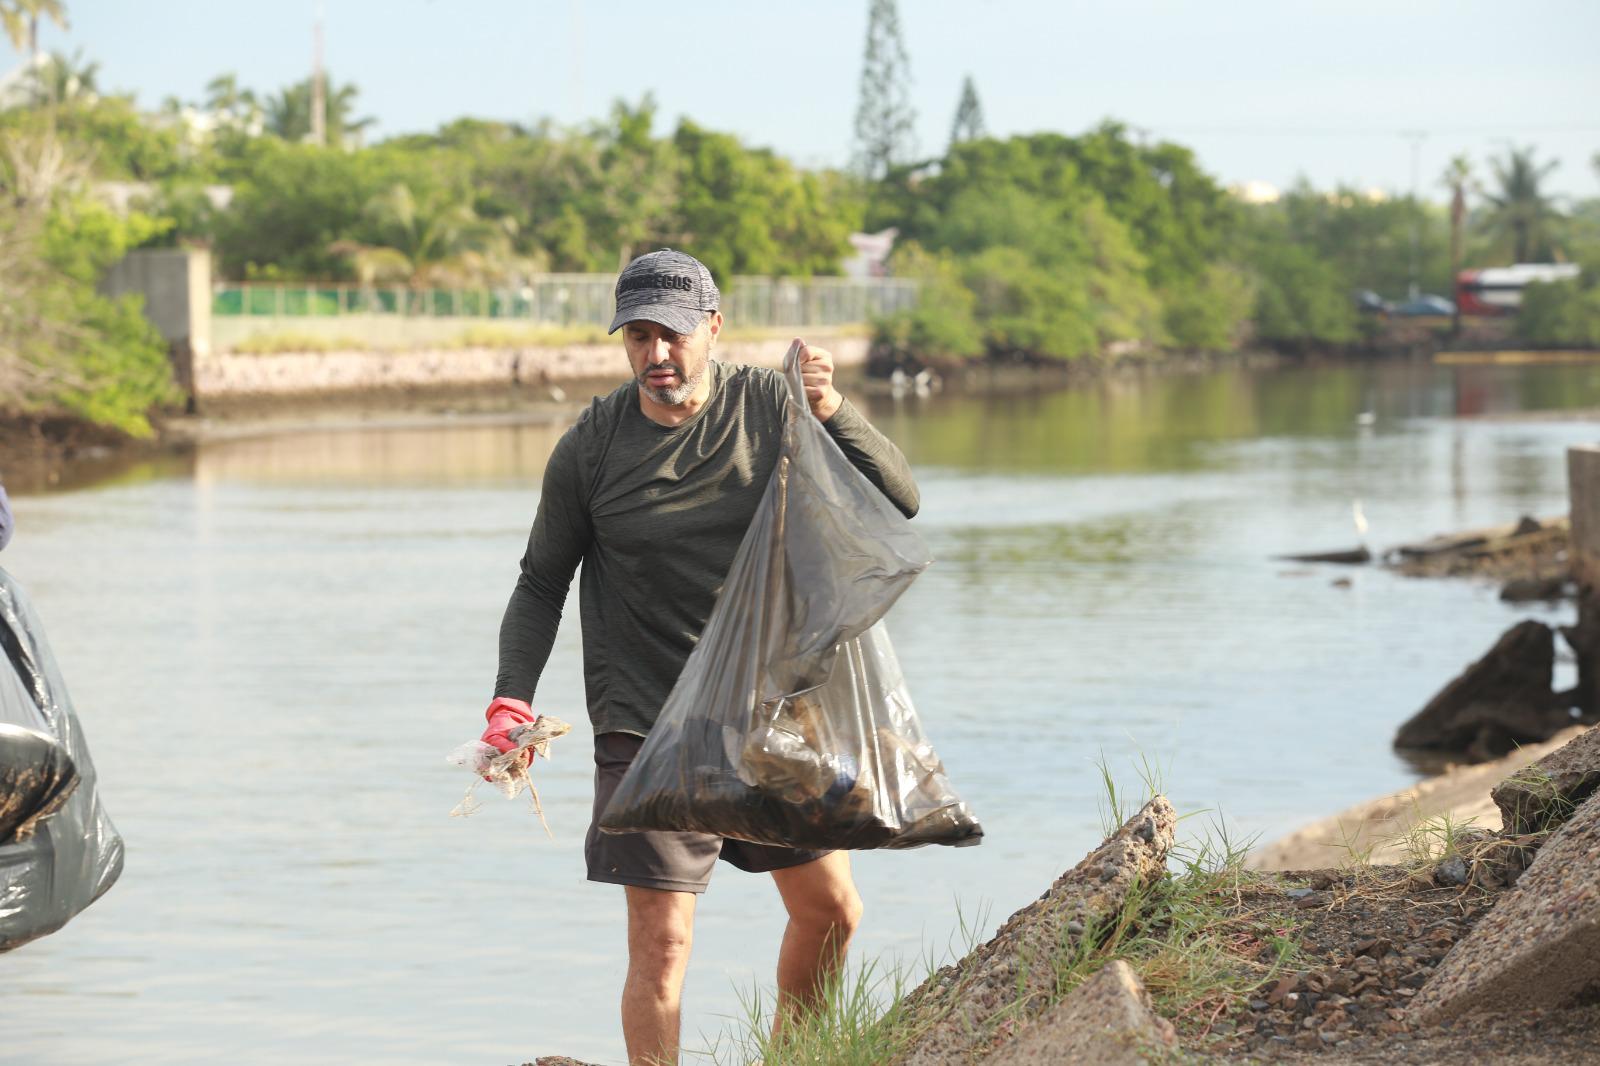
[599,341,982,851]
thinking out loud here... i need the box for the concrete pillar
[99,247,212,406]
[1568,445,1600,714]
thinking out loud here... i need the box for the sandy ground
[1248,725,1591,871]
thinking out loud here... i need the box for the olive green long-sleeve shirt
[495,359,919,737]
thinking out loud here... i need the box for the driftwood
[1276,546,1372,565]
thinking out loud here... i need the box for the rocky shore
[904,721,1600,1064]
[523,726,1600,1064]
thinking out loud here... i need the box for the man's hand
[481,696,537,773]
[799,342,844,422]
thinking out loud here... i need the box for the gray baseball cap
[608,249,721,335]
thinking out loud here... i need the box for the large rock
[983,960,1176,1066]
[1393,620,1572,760]
[1410,792,1600,1022]
[894,797,1176,1066]
[1492,725,1600,835]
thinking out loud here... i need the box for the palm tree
[1481,146,1563,262]
[26,47,97,104]
[198,71,262,135]
[204,73,258,118]
[264,73,373,147]
[330,183,526,289]
[1440,154,1471,333]
[0,0,65,54]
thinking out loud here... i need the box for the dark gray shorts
[585,732,830,894]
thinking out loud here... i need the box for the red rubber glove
[481,696,537,771]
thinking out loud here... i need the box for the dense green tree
[212,139,391,278]
[1247,241,1359,351]
[0,95,186,180]
[873,242,983,362]
[671,119,856,281]
[1519,248,1600,346]
[1056,122,1236,290]
[1244,182,1451,301]
[878,127,1238,358]
[0,127,177,434]
[1160,263,1255,352]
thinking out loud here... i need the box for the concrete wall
[192,332,870,398]
[212,314,554,352]
[100,247,211,396]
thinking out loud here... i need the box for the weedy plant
[701,900,991,1066]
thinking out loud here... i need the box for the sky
[10,0,1600,202]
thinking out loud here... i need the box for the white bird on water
[1356,409,1377,427]
[1353,499,1369,544]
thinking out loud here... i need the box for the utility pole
[1402,130,1427,300]
[1443,154,1471,338]
[310,6,326,146]
[572,0,584,122]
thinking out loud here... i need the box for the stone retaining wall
[192,333,869,398]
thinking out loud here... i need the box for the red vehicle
[1455,263,1581,316]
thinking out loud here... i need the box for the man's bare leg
[622,885,697,1066]
[769,851,864,1036]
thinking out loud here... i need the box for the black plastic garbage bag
[600,341,982,851]
[0,566,123,952]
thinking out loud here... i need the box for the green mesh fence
[211,277,919,328]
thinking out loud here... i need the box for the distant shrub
[1518,261,1600,348]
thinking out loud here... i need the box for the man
[481,249,919,1065]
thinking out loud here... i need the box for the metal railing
[212,275,920,328]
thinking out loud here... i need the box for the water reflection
[193,421,570,488]
[876,360,1600,476]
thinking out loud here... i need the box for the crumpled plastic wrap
[445,715,572,834]
[0,565,124,953]
[599,340,982,851]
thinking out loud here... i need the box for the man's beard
[639,359,708,406]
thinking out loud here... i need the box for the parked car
[1390,294,1455,317]
[1354,289,1389,314]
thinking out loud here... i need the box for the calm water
[4,359,1598,1065]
